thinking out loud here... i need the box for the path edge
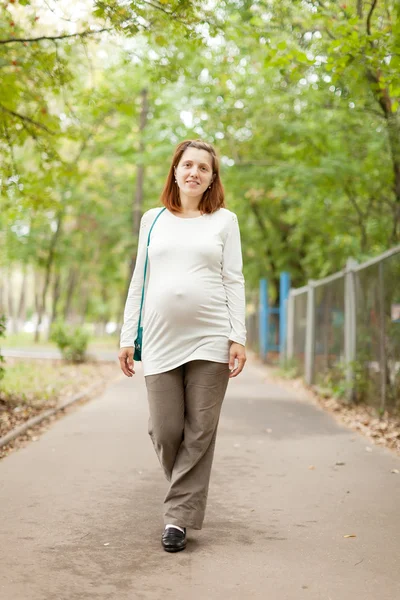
[0,378,117,449]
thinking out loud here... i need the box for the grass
[0,358,120,453]
[0,359,102,408]
[1,331,119,352]
[0,357,119,408]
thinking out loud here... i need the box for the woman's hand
[229,342,246,378]
[118,346,135,377]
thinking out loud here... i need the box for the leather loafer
[161,527,187,553]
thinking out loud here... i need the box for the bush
[277,356,301,379]
[50,321,90,363]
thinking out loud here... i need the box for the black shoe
[161,527,187,553]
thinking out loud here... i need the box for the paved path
[0,360,399,600]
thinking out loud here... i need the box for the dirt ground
[0,358,121,459]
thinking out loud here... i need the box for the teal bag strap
[137,207,166,331]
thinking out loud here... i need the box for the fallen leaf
[308,465,315,470]
[385,432,400,440]
[391,469,399,474]
[343,534,356,538]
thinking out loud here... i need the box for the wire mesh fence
[291,288,307,377]
[313,274,345,389]
[246,304,284,365]
[286,247,400,414]
[246,311,259,355]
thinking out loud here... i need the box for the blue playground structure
[258,272,291,360]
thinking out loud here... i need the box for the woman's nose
[190,165,199,177]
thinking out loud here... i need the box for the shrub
[50,321,89,363]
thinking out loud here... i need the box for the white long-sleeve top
[120,207,246,376]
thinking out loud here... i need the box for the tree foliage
[1,0,399,327]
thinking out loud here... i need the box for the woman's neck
[178,193,202,215]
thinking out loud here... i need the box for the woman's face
[175,148,214,197]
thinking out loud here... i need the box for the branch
[0,104,55,134]
[247,200,277,274]
[42,0,81,24]
[366,0,378,35]
[2,122,17,175]
[142,0,182,18]
[0,27,112,45]
[366,69,392,117]
[344,185,369,250]
[324,27,337,40]
[142,0,200,28]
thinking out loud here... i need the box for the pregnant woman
[119,139,247,553]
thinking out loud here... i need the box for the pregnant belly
[148,279,211,325]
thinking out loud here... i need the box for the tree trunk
[120,88,149,332]
[48,270,61,339]
[16,266,27,331]
[79,284,90,325]
[33,269,42,342]
[132,88,148,240]
[34,211,64,342]
[63,267,79,323]
[0,269,5,314]
[7,268,16,335]
[364,8,400,241]
[369,77,400,201]
[101,284,110,335]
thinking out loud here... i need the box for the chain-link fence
[286,247,400,413]
[288,286,307,377]
[246,311,259,355]
[246,304,284,364]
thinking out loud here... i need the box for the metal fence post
[286,290,295,361]
[378,261,387,413]
[279,272,291,360]
[259,278,268,361]
[344,258,358,402]
[304,280,315,385]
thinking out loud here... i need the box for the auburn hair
[160,139,225,214]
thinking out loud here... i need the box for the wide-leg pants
[144,360,230,530]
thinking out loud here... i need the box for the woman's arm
[221,212,247,347]
[119,211,152,349]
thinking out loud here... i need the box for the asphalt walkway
[0,360,399,600]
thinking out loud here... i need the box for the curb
[0,381,104,450]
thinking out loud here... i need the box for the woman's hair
[160,139,225,214]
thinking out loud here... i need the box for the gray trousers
[145,360,230,530]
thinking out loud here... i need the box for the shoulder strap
[137,208,166,332]
[146,207,166,247]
